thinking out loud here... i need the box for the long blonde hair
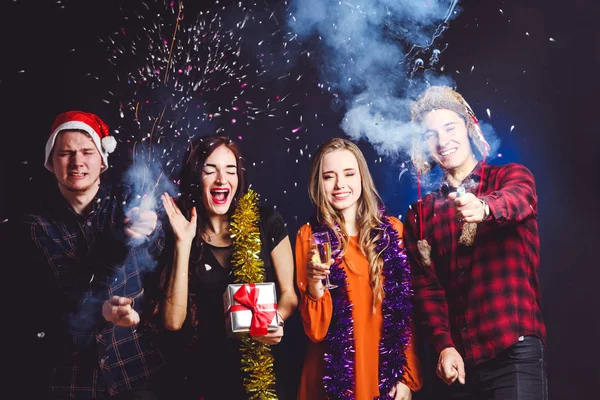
[308,138,387,306]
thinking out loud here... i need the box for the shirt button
[459,269,465,276]
[87,221,92,227]
[461,326,467,332]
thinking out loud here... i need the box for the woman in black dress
[158,136,298,399]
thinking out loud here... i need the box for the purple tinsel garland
[376,219,412,399]
[314,216,412,400]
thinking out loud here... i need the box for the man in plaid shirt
[403,86,547,399]
[22,111,165,399]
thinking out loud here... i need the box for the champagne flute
[311,231,338,290]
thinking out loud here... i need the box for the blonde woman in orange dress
[296,138,422,400]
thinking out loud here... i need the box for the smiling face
[201,144,239,216]
[422,108,477,175]
[49,130,104,196]
[320,149,362,221]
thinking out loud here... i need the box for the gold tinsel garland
[230,189,278,400]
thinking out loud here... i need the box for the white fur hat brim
[44,121,111,172]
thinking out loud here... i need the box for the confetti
[101,0,301,183]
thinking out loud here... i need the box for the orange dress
[296,218,422,400]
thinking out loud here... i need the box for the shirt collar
[440,161,485,194]
[47,182,108,218]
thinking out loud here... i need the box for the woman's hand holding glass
[306,247,334,298]
[309,231,337,290]
[307,247,332,280]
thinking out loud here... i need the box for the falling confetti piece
[100,0,296,180]
[398,168,409,180]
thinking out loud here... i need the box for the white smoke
[288,0,463,158]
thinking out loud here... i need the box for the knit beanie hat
[44,111,117,172]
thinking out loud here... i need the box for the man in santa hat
[403,86,548,399]
[21,111,165,399]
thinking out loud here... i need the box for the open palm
[161,193,197,244]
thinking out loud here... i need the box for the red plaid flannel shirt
[404,162,546,365]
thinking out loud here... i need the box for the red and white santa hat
[44,111,117,172]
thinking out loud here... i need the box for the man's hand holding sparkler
[124,206,158,239]
[450,185,490,246]
[102,296,140,327]
[448,190,488,223]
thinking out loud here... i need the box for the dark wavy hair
[177,135,248,221]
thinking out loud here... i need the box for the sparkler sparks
[104,1,297,179]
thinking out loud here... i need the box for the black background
[1,1,597,398]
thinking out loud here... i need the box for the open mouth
[332,192,351,201]
[210,188,230,205]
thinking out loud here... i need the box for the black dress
[162,206,291,400]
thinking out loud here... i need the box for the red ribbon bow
[231,283,277,337]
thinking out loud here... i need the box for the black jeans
[433,336,548,400]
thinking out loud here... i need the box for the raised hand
[161,193,197,245]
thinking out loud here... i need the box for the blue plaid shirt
[22,183,165,398]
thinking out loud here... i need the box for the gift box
[223,283,280,337]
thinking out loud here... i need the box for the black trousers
[433,336,548,400]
